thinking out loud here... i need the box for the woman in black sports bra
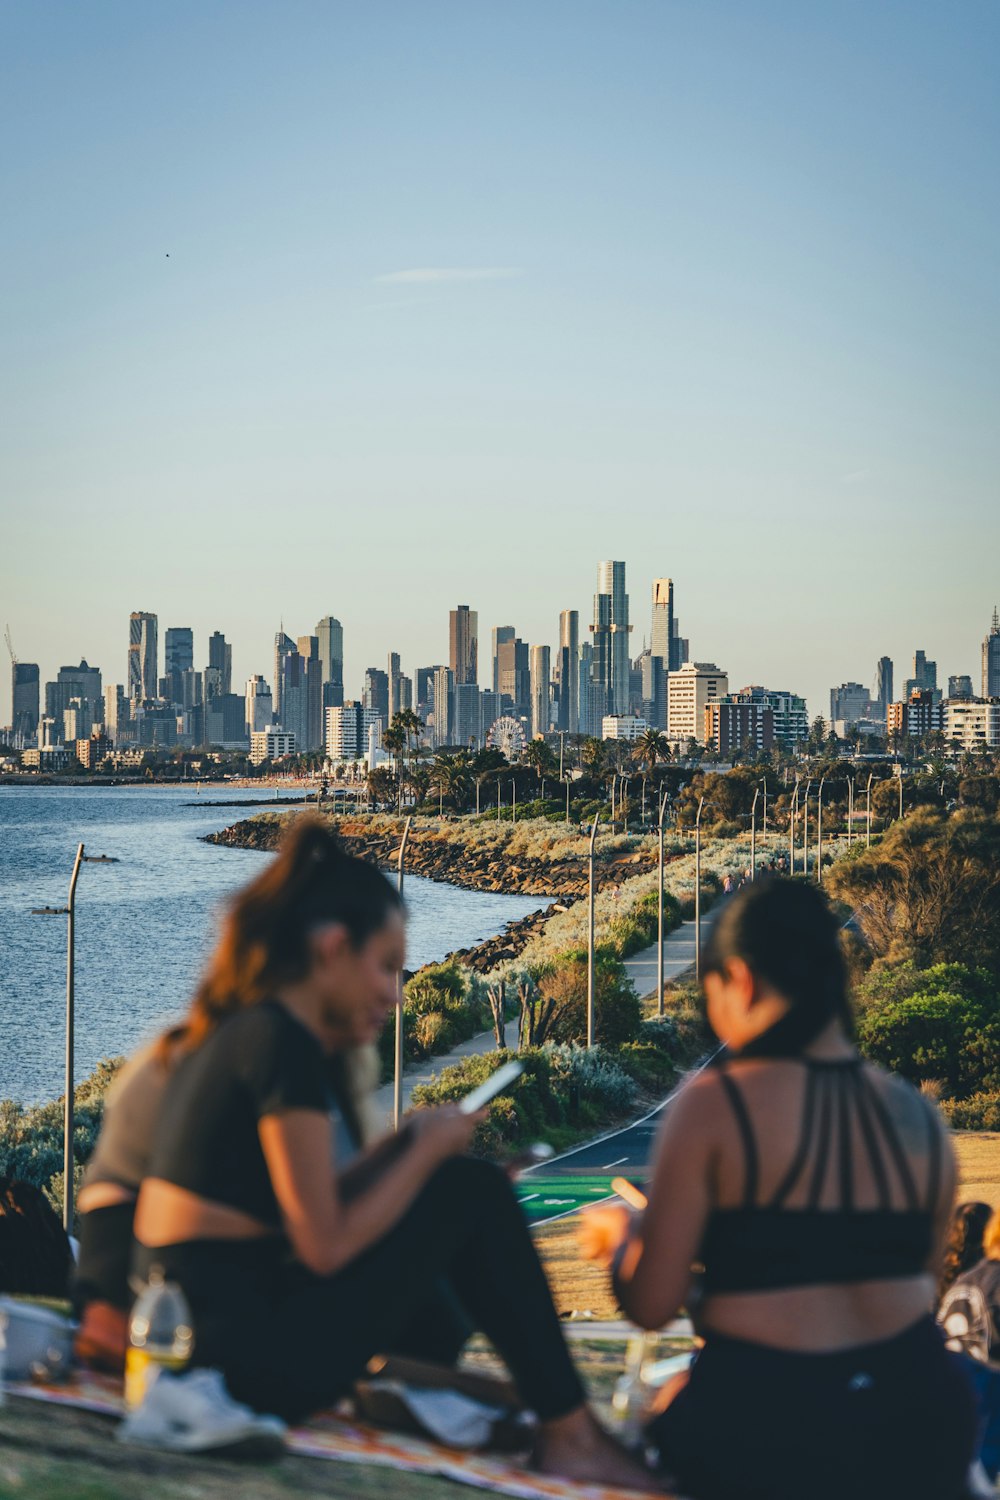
[582,878,976,1500]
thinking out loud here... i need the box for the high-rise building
[163,628,193,704]
[205,693,248,748]
[491,627,515,694]
[557,610,580,733]
[415,667,438,724]
[888,691,944,739]
[207,632,232,697]
[983,607,1000,699]
[529,645,551,739]
[250,729,296,765]
[640,653,667,730]
[104,684,129,744]
[946,698,1000,752]
[387,652,403,723]
[245,675,273,734]
[316,617,344,709]
[667,663,729,747]
[903,650,938,703]
[590,561,631,716]
[449,606,478,687]
[705,700,774,756]
[602,714,648,742]
[651,580,674,669]
[948,675,974,701]
[671,619,689,671]
[180,669,203,711]
[875,657,894,715]
[325,703,380,762]
[46,662,103,731]
[363,667,390,731]
[280,644,322,751]
[273,630,295,722]
[830,683,871,724]
[731,686,808,747]
[496,637,530,721]
[453,683,483,748]
[128,612,158,701]
[432,666,454,747]
[11,662,39,744]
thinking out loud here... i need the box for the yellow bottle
[124,1266,194,1409]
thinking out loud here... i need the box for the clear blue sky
[2,0,998,722]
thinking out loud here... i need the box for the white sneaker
[117,1366,286,1455]
[967,1460,997,1498]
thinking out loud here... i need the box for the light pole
[497,779,502,822]
[564,775,571,827]
[816,774,827,884]
[788,777,800,873]
[760,778,768,840]
[866,772,874,847]
[393,816,412,1130]
[657,789,669,1016]
[695,796,714,981]
[31,843,119,1231]
[512,780,517,824]
[559,729,566,782]
[802,778,813,877]
[896,764,904,820]
[587,811,600,1048]
[751,787,760,881]
[846,776,855,846]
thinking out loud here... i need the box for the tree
[856,962,1000,1097]
[539,952,642,1047]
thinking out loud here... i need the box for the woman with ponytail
[581,878,975,1499]
[129,818,655,1490]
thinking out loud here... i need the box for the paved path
[622,918,697,1001]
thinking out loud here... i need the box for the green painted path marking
[518,1174,617,1225]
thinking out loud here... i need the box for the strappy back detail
[703,1058,941,1295]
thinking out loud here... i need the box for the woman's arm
[611,1075,718,1330]
[259,1105,481,1277]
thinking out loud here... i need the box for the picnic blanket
[7,1371,671,1500]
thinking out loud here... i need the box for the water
[0,786,545,1106]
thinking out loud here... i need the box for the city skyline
[3,4,998,728]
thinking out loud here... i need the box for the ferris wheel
[487,715,525,762]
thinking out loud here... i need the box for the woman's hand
[578,1203,637,1268]
[407,1104,486,1165]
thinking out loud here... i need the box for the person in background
[938,1201,992,1307]
[131,818,657,1490]
[581,878,975,1500]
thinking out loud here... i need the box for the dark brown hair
[939,1200,992,1303]
[178,817,402,1051]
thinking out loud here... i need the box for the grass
[954,1131,1000,1205]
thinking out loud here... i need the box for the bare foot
[534,1407,663,1493]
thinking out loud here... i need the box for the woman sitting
[132,818,655,1491]
[582,878,975,1500]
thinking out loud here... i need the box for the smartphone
[459,1060,524,1115]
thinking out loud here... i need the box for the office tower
[203,666,223,702]
[325,702,381,762]
[128,611,158,701]
[453,683,483,748]
[46,662,103,730]
[598,561,632,714]
[164,628,193,704]
[415,667,437,724]
[640,654,667,730]
[245,675,273,734]
[492,626,515,694]
[250,729,296,765]
[387,652,405,723]
[888,692,944,740]
[295,636,323,751]
[363,667,390,731]
[948,675,974,701]
[449,605,478,686]
[830,683,871,724]
[396,675,413,713]
[705,701,775,756]
[280,651,310,750]
[946,699,1000,752]
[11,662,39,744]
[558,610,579,733]
[180,669,203,710]
[903,650,938,702]
[529,645,551,739]
[651,580,674,669]
[667,663,729,746]
[731,686,809,747]
[590,588,612,718]
[671,619,689,671]
[104,685,129,744]
[432,666,454,747]
[316,616,344,709]
[273,631,295,721]
[984,608,1000,699]
[480,691,502,740]
[875,657,894,716]
[206,694,248,748]
[207,632,232,696]
[496,637,530,720]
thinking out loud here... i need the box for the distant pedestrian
[723,875,734,895]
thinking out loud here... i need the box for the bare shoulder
[863,1061,951,1151]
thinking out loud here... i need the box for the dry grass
[954,1131,1000,1206]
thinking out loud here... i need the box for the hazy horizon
[3,1,999,725]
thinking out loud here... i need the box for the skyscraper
[558,609,579,733]
[640,654,667,730]
[453,683,483,748]
[273,630,295,723]
[530,646,551,739]
[449,605,478,686]
[432,666,454,747]
[492,626,515,693]
[903,650,938,701]
[875,657,894,716]
[983,607,1000,699]
[496,637,530,721]
[651,579,674,668]
[208,632,232,696]
[363,667,389,732]
[315,617,344,709]
[591,561,631,717]
[11,662,39,744]
[128,611,158,701]
[245,675,273,734]
[164,628,193,705]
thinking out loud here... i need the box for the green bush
[615,1041,677,1092]
[856,963,1000,1097]
[541,952,643,1048]
[605,890,682,959]
[546,1044,638,1115]
[0,1058,122,1215]
[412,1049,567,1157]
[940,1092,1000,1131]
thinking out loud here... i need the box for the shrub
[615,1041,677,1092]
[940,1092,1000,1132]
[412,1049,566,1157]
[0,1059,123,1216]
[545,1044,638,1115]
[540,952,642,1048]
[855,963,1000,1097]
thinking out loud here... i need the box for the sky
[2,0,999,724]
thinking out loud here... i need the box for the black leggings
[133,1157,584,1424]
[647,1316,976,1500]
[74,1201,137,1313]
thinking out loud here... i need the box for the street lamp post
[657,790,669,1016]
[695,796,712,981]
[512,780,517,825]
[751,787,760,881]
[587,812,600,1048]
[816,775,827,884]
[788,777,800,873]
[393,816,412,1130]
[497,779,501,822]
[760,778,768,840]
[846,776,855,846]
[802,778,813,877]
[866,772,874,847]
[564,776,571,827]
[896,765,904,820]
[31,843,119,1231]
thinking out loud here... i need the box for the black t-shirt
[148,1001,331,1229]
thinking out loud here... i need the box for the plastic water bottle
[610,1332,659,1445]
[124,1267,194,1409]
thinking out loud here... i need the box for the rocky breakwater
[204,812,656,898]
